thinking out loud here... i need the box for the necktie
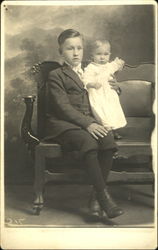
[73,66,83,80]
[76,68,83,80]
[64,61,84,80]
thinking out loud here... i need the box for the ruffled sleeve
[83,63,98,88]
[107,57,125,75]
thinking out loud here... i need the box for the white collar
[91,62,109,67]
[64,61,82,71]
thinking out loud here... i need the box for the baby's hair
[58,29,83,46]
[91,39,111,53]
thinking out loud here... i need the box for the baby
[83,39,127,139]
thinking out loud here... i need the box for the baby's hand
[115,57,125,70]
[95,82,102,89]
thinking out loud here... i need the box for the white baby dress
[83,58,127,130]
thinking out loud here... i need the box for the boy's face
[60,36,83,67]
[93,44,111,64]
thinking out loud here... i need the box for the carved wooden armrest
[21,95,40,148]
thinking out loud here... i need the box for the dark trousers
[54,129,117,191]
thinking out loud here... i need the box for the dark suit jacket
[45,64,96,139]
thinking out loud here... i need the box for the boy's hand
[109,77,121,94]
[87,123,108,140]
[109,77,117,89]
[109,78,121,95]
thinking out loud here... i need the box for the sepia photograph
[1,0,157,249]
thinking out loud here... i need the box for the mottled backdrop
[4,4,155,183]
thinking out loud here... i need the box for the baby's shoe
[113,131,122,140]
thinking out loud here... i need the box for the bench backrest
[34,62,155,140]
[117,64,155,140]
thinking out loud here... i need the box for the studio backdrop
[4,4,155,184]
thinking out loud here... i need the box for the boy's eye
[66,46,83,50]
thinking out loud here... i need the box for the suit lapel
[62,64,84,90]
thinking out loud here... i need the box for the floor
[4,184,154,228]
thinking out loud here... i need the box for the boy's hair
[91,39,111,53]
[58,29,83,46]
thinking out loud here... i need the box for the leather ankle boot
[96,188,124,219]
[88,190,101,219]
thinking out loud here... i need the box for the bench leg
[33,146,45,215]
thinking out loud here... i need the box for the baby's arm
[86,82,102,89]
[108,57,125,75]
[83,65,102,89]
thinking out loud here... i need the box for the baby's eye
[77,46,83,50]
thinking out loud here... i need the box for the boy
[45,29,124,219]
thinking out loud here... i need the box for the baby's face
[92,45,111,64]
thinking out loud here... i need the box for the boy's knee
[80,132,99,154]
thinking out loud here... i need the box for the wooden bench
[21,62,155,215]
